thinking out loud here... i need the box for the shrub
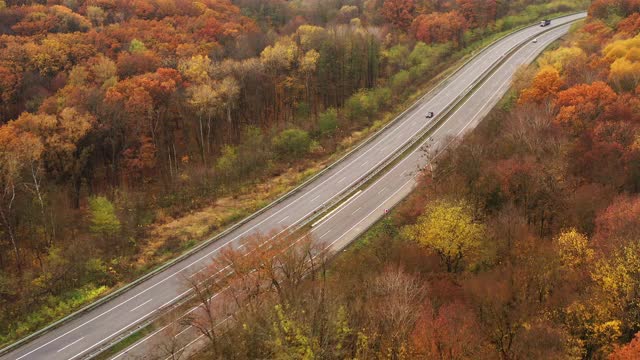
[272,128,311,158]
[391,70,411,93]
[88,196,121,239]
[318,108,338,136]
[216,145,239,179]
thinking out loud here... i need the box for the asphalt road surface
[0,13,585,360]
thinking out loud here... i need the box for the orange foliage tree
[518,66,565,112]
[555,81,618,130]
[410,11,468,45]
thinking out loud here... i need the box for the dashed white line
[310,194,321,202]
[67,308,158,360]
[111,325,170,359]
[14,18,582,360]
[116,23,579,360]
[352,207,362,215]
[378,187,387,195]
[337,176,346,184]
[360,161,369,167]
[278,216,289,224]
[56,337,85,353]
[174,325,192,338]
[130,299,153,312]
[319,230,331,239]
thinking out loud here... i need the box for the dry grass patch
[135,159,329,267]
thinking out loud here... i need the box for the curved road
[0,13,585,360]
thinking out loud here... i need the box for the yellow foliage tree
[590,241,640,340]
[604,34,640,91]
[402,200,483,272]
[538,46,587,72]
[555,228,594,269]
[296,25,327,51]
[178,55,212,84]
[260,37,297,73]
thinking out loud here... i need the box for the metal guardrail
[100,17,587,360]
[88,13,586,360]
[293,15,584,232]
[0,11,586,359]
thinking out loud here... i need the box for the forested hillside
[179,1,640,359]
[0,0,587,346]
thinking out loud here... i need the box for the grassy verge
[0,9,586,351]
[79,11,588,359]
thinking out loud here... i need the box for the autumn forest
[2,0,639,358]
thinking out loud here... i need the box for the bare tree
[366,267,426,358]
[181,231,326,357]
[157,322,187,360]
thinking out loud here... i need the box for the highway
[0,13,585,360]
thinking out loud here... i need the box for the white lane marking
[56,337,84,353]
[13,19,582,360]
[310,194,321,202]
[378,187,387,195]
[67,309,158,360]
[360,161,369,167]
[311,190,363,228]
[164,334,205,360]
[319,230,331,239]
[174,325,192,338]
[401,170,408,176]
[163,317,231,360]
[130,299,153,312]
[337,176,346,184]
[326,26,574,252]
[352,207,362,215]
[100,21,582,360]
[330,180,414,249]
[111,324,170,360]
[278,216,289,224]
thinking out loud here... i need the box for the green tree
[128,39,147,54]
[402,200,483,272]
[272,128,311,159]
[270,304,318,359]
[318,108,338,136]
[88,196,121,240]
[215,145,238,181]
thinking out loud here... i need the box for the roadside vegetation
[0,0,588,346]
[170,1,640,359]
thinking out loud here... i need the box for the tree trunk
[0,187,21,272]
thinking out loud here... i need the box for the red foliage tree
[569,132,626,190]
[593,195,640,253]
[382,0,416,31]
[116,50,161,78]
[456,0,497,28]
[411,11,468,45]
[610,332,640,360]
[411,301,490,359]
[617,13,640,35]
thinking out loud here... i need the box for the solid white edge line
[98,23,575,360]
[7,18,581,360]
